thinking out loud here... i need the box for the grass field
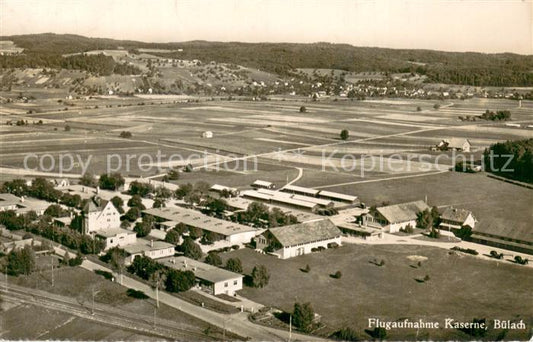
[5,265,230,340]
[221,245,533,341]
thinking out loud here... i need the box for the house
[439,207,477,232]
[82,197,121,234]
[256,219,342,259]
[437,138,471,152]
[0,193,48,216]
[374,200,429,233]
[251,180,275,189]
[143,207,257,244]
[95,228,137,250]
[159,256,243,295]
[124,239,175,265]
[201,131,213,138]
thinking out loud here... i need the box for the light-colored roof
[376,200,429,224]
[252,180,273,187]
[441,207,473,224]
[0,193,22,207]
[241,190,272,201]
[317,190,358,202]
[267,219,341,247]
[54,217,73,225]
[446,138,471,149]
[281,185,320,196]
[159,256,243,284]
[123,238,174,255]
[210,184,237,192]
[143,207,256,236]
[95,227,136,238]
[244,189,320,209]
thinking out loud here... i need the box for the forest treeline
[1,33,532,86]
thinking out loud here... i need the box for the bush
[94,269,113,280]
[332,270,342,279]
[226,258,243,273]
[119,131,132,138]
[126,288,149,299]
[251,265,270,288]
[231,245,240,250]
[331,327,360,341]
[327,242,339,249]
[340,129,349,140]
[451,246,478,255]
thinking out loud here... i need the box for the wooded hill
[1,33,533,86]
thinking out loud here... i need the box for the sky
[1,0,532,54]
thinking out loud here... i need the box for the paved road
[81,260,326,342]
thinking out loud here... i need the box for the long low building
[242,189,322,212]
[256,218,342,259]
[280,185,358,204]
[158,256,243,295]
[143,207,257,244]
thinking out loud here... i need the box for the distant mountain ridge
[1,33,533,86]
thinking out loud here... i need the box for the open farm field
[221,244,533,341]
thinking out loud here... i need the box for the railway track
[1,284,223,341]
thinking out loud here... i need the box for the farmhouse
[95,227,137,250]
[201,131,213,138]
[437,138,471,152]
[439,207,477,232]
[251,180,275,189]
[256,219,342,259]
[159,256,243,295]
[143,207,257,244]
[124,238,175,265]
[374,200,429,233]
[82,197,121,234]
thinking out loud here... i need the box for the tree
[181,237,203,260]
[110,196,125,213]
[99,173,125,191]
[80,173,97,187]
[127,194,146,210]
[175,183,194,199]
[64,125,71,131]
[165,269,195,292]
[153,198,166,208]
[225,258,243,273]
[340,129,349,140]
[188,226,203,240]
[44,204,68,218]
[433,103,441,110]
[293,302,315,332]
[165,228,181,244]
[205,198,228,216]
[119,131,132,138]
[123,207,141,222]
[166,169,180,181]
[6,245,35,276]
[129,181,154,197]
[299,106,307,113]
[205,252,222,267]
[150,269,167,308]
[109,247,126,285]
[251,264,270,288]
[134,215,153,237]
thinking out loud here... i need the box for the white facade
[388,220,417,233]
[212,276,243,296]
[257,234,342,259]
[84,201,121,234]
[226,230,257,244]
[98,230,137,250]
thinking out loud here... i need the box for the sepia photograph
[0,0,532,341]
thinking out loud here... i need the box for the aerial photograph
[0,0,531,341]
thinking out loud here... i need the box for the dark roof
[376,200,429,224]
[82,197,108,213]
[441,207,473,223]
[267,219,341,246]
